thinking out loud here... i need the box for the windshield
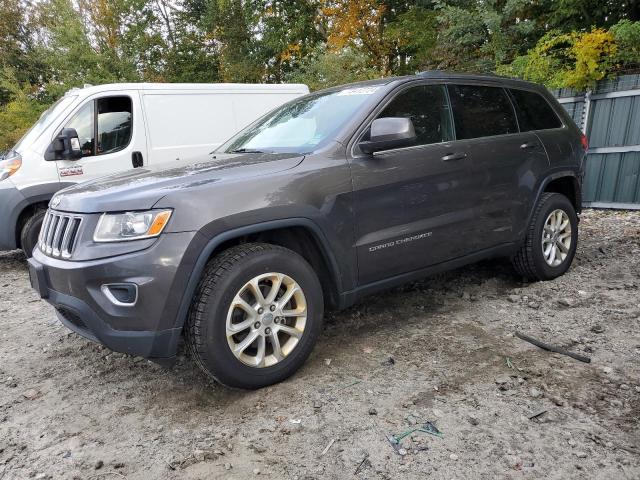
[13,95,77,153]
[220,86,382,154]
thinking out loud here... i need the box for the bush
[497,28,617,90]
[610,20,640,66]
[497,20,640,90]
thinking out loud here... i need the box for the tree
[0,70,47,151]
[286,46,380,90]
[200,0,264,82]
[383,5,437,74]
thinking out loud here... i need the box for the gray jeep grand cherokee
[28,71,586,389]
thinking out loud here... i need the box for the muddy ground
[1,209,639,480]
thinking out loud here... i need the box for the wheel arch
[12,182,69,249]
[15,199,50,248]
[527,172,581,230]
[543,174,581,213]
[173,218,344,335]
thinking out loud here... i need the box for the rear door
[55,91,147,182]
[446,84,549,250]
[507,87,572,166]
[350,83,478,285]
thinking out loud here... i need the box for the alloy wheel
[226,272,307,367]
[541,209,572,267]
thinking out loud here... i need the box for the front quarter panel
[154,146,358,292]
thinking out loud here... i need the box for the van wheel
[186,243,324,389]
[512,192,578,281]
[20,209,46,258]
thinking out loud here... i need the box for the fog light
[101,283,138,306]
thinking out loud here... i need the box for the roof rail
[417,70,502,78]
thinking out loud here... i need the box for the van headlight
[94,210,172,242]
[0,151,22,182]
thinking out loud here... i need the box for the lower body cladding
[28,231,198,365]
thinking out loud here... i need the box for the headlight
[0,151,22,182]
[94,210,172,242]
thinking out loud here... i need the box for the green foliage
[610,20,640,66]
[0,70,47,151]
[1,0,639,146]
[286,47,380,91]
[497,24,630,91]
[383,7,437,74]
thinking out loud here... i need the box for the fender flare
[12,182,76,247]
[172,217,344,333]
[527,170,582,230]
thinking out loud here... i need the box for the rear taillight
[580,134,589,151]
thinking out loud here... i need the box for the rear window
[447,85,518,139]
[509,89,563,131]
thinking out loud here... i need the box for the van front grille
[39,210,82,258]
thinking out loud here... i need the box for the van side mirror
[358,117,417,154]
[44,128,82,161]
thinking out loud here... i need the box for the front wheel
[185,243,324,389]
[20,209,46,258]
[512,192,578,281]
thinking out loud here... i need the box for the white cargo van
[0,82,309,255]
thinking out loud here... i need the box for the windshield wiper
[230,148,267,154]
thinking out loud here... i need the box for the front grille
[39,210,82,258]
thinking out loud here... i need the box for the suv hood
[53,152,304,213]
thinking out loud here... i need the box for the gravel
[0,209,639,479]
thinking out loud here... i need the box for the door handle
[132,151,143,168]
[520,142,538,150]
[441,152,467,162]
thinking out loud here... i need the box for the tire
[512,192,578,281]
[185,243,324,389]
[20,209,47,258]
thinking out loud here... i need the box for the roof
[64,82,309,98]
[313,70,545,96]
[416,70,542,88]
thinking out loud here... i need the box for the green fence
[553,74,640,209]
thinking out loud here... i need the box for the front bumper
[0,181,26,250]
[28,231,198,363]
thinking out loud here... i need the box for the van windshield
[220,86,381,155]
[13,95,77,154]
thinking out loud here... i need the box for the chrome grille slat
[59,218,75,256]
[39,209,83,259]
[62,218,82,259]
[51,216,68,256]
[45,215,59,255]
[39,212,51,249]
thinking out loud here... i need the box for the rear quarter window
[508,89,563,131]
[447,85,518,139]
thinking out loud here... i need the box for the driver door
[349,83,477,285]
[55,91,147,183]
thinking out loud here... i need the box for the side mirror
[358,117,416,154]
[44,128,82,161]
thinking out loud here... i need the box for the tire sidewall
[21,210,46,258]
[531,195,578,280]
[195,248,323,389]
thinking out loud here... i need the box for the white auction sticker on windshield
[337,86,380,96]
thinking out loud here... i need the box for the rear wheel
[20,209,46,258]
[512,192,578,281]
[186,243,323,389]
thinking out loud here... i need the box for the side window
[97,96,132,155]
[64,102,94,157]
[509,89,563,131]
[447,85,518,139]
[376,84,454,146]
